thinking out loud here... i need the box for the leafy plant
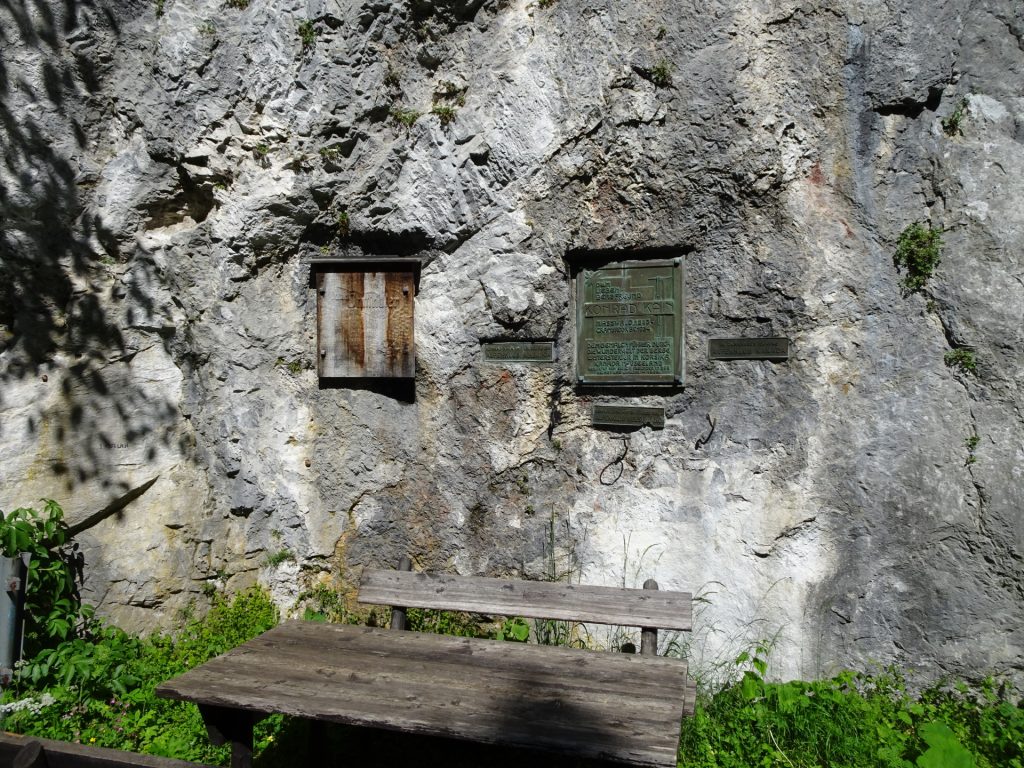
[942,98,969,137]
[254,143,269,159]
[651,59,674,87]
[945,348,977,374]
[497,617,530,642]
[155,0,165,17]
[431,104,457,126]
[2,588,280,764]
[297,19,317,53]
[390,107,421,129]
[0,501,87,655]
[965,433,980,465]
[893,222,942,294]
[263,549,294,567]
[336,211,350,238]
[224,0,249,8]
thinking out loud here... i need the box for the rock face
[1,0,1021,683]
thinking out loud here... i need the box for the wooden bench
[156,558,695,768]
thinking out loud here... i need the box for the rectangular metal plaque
[708,337,790,360]
[481,341,555,364]
[575,259,685,385]
[592,405,666,430]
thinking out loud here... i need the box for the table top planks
[358,570,692,631]
[156,621,692,768]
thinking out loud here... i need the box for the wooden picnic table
[156,620,692,768]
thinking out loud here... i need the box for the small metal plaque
[592,405,666,429]
[708,337,790,360]
[481,341,555,364]
[575,259,685,385]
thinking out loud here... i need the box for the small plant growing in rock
[893,222,942,294]
[432,104,457,126]
[434,80,466,107]
[964,433,980,465]
[319,146,342,163]
[651,59,673,87]
[384,67,401,88]
[263,549,294,567]
[253,144,269,162]
[336,211,350,238]
[155,0,165,17]
[390,107,422,129]
[537,0,555,8]
[944,348,976,374]
[298,19,317,53]
[225,0,249,9]
[942,97,969,137]
[197,20,216,36]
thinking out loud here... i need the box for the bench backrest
[359,565,692,631]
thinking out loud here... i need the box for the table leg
[199,704,255,768]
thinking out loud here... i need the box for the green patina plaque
[481,341,555,363]
[575,259,685,385]
[592,404,666,430]
[708,337,790,360]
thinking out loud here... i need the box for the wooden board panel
[156,622,690,768]
[358,570,691,631]
[317,268,414,378]
[0,732,217,767]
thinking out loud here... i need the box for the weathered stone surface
[1,0,1021,686]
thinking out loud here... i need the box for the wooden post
[640,579,658,656]
[199,705,254,768]
[390,555,412,631]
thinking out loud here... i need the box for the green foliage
[405,608,492,638]
[224,0,249,8]
[651,59,674,87]
[297,20,317,53]
[965,433,980,465]
[945,348,977,374]
[679,659,1023,768]
[431,104,457,126]
[197,21,216,36]
[254,143,269,159]
[390,107,422,129]
[537,0,555,8]
[496,617,530,642]
[0,501,87,655]
[274,357,303,375]
[2,588,279,764]
[336,210,350,238]
[319,145,342,163]
[942,98,969,137]
[893,222,942,294]
[155,0,165,17]
[263,549,294,567]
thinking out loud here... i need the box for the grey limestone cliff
[1,0,1022,683]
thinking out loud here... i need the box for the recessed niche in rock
[312,259,418,379]
[574,258,685,386]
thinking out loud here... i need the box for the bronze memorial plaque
[575,259,685,385]
[481,341,555,364]
[592,405,666,430]
[708,337,790,361]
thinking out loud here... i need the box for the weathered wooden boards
[315,265,415,378]
[157,622,692,768]
[0,733,216,768]
[358,569,692,631]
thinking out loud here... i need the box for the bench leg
[199,705,255,768]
